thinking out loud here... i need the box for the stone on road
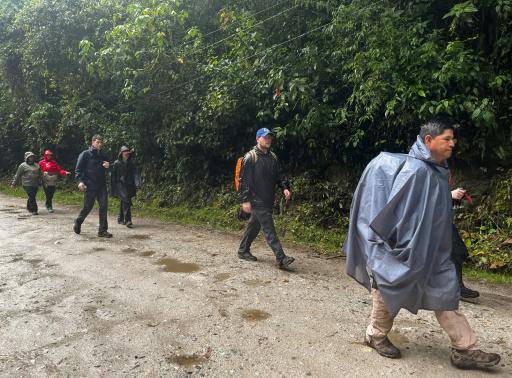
[0,194,510,377]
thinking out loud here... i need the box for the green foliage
[0,0,511,270]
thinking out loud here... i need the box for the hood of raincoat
[43,149,54,161]
[118,146,131,159]
[409,135,448,168]
[24,151,35,164]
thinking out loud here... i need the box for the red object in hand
[463,193,473,205]
[274,87,281,99]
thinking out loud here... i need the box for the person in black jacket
[237,128,295,270]
[73,135,112,238]
[111,146,140,228]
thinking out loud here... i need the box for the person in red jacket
[39,149,70,213]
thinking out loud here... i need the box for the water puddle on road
[122,247,138,254]
[25,258,43,268]
[245,278,271,287]
[128,234,150,240]
[214,273,231,282]
[388,330,410,347]
[241,309,271,322]
[139,250,156,257]
[92,247,106,252]
[167,351,210,368]
[154,258,201,273]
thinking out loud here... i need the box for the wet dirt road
[0,193,511,377]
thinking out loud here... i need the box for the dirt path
[0,193,510,377]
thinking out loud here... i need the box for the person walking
[111,146,140,228]
[237,128,295,270]
[38,149,71,213]
[73,135,112,238]
[11,151,42,215]
[344,118,500,370]
[451,188,480,301]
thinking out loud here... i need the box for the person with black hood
[111,146,140,228]
[73,135,112,238]
[11,151,42,215]
[237,128,295,270]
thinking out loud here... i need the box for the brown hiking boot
[365,335,401,359]
[451,348,500,370]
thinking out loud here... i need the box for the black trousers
[76,186,108,232]
[23,186,38,213]
[238,206,285,261]
[118,200,132,223]
[451,224,470,287]
[44,186,56,208]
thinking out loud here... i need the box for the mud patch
[388,330,409,347]
[92,247,106,252]
[0,208,21,214]
[128,234,150,240]
[214,273,231,282]
[25,258,43,268]
[245,278,271,287]
[122,247,138,254]
[139,250,155,257]
[154,258,201,273]
[167,349,211,368]
[241,309,270,322]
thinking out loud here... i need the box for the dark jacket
[75,147,110,190]
[238,146,289,208]
[111,147,140,201]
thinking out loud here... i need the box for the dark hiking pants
[44,186,56,209]
[238,206,285,261]
[118,200,132,224]
[23,186,38,213]
[451,224,470,287]
[75,186,108,232]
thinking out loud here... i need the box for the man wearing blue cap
[237,128,295,269]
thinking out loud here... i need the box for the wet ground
[0,193,511,377]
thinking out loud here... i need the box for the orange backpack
[235,150,259,191]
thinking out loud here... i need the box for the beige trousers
[366,289,476,350]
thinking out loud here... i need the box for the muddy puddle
[388,330,410,347]
[92,247,106,252]
[241,309,271,322]
[128,234,150,240]
[245,278,271,287]
[121,247,138,254]
[167,350,210,368]
[214,273,231,282]
[139,250,155,257]
[154,257,201,273]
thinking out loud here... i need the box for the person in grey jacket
[11,151,42,215]
[111,146,140,228]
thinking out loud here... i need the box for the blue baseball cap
[256,128,272,138]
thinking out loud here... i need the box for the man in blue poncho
[343,118,501,370]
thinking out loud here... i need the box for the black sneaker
[126,222,133,228]
[98,231,113,238]
[73,221,81,235]
[365,335,401,359]
[278,256,295,270]
[451,348,500,370]
[238,252,257,261]
[460,285,480,300]
[31,211,38,215]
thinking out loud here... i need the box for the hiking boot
[365,335,401,359]
[460,285,479,300]
[31,211,38,215]
[451,348,500,370]
[278,256,295,270]
[98,230,113,238]
[73,221,81,235]
[238,252,257,261]
[47,206,54,213]
[126,222,133,228]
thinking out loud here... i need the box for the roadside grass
[1,182,509,285]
